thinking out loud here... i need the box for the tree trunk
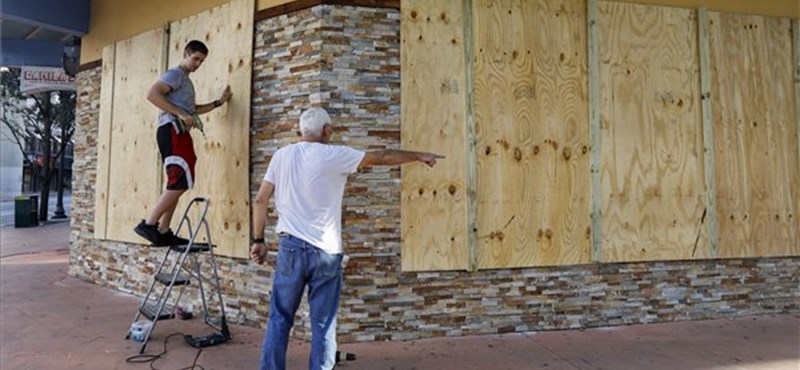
[38,94,53,222]
[54,137,68,219]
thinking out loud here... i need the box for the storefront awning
[0,0,90,69]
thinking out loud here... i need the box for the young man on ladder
[250,108,444,370]
[134,40,232,246]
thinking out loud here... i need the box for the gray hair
[299,108,331,138]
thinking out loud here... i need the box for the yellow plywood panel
[80,0,798,65]
[401,0,469,271]
[708,12,800,258]
[93,44,116,239]
[169,0,254,258]
[473,0,590,268]
[105,28,167,243]
[82,0,299,63]
[598,2,708,262]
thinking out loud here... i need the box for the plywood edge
[255,0,399,21]
[793,18,800,175]
[93,44,116,240]
[587,0,602,262]
[225,0,256,260]
[463,0,477,272]
[698,7,719,258]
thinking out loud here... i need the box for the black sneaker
[134,220,167,246]
[161,230,190,246]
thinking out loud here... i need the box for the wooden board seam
[698,7,719,258]
[794,19,800,174]
[463,0,477,272]
[588,0,602,262]
[93,44,116,240]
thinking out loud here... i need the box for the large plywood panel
[401,0,469,271]
[94,44,116,239]
[598,2,708,262]
[708,12,800,258]
[105,28,167,243]
[169,0,254,258]
[473,0,590,268]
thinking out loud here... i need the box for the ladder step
[155,272,190,286]
[140,303,175,321]
[170,243,214,253]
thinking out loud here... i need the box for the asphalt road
[0,193,71,226]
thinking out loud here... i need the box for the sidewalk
[1,222,798,370]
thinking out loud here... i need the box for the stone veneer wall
[70,5,800,343]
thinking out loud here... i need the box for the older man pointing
[250,108,443,370]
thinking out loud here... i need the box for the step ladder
[125,197,230,354]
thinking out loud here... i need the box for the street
[0,193,71,226]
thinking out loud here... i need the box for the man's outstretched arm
[250,180,274,264]
[359,149,444,170]
[195,85,233,115]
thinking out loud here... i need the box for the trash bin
[14,195,39,228]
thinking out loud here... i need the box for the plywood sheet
[169,0,254,258]
[105,28,167,243]
[473,0,590,268]
[401,0,469,271]
[598,2,708,262]
[94,44,116,239]
[708,12,800,258]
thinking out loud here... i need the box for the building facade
[70,0,800,342]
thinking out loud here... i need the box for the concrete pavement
[1,222,798,370]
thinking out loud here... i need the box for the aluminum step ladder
[125,197,230,354]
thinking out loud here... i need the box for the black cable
[126,332,206,370]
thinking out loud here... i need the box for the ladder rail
[125,241,176,339]
[137,227,197,353]
[202,216,230,335]
[174,197,208,240]
[127,197,230,353]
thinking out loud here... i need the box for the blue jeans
[260,234,343,370]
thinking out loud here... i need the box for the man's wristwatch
[252,237,265,244]
[213,99,222,108]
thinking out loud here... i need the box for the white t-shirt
[264,142,365,254]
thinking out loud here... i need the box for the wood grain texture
[401,0,469,271]
[104,28,167,243]
[93,44,116,239]
[598,2,708,262]
[708,12,800,258]
[169,0,255,258]
[473,0,590,268]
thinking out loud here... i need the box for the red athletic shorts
[156,123,196,190]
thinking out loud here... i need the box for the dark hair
[184,40,209,56]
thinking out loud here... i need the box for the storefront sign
[19,67,76,95]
